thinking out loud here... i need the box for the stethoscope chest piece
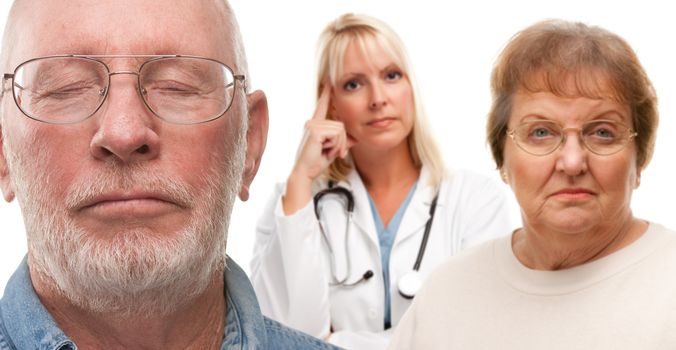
[397,270,423,299]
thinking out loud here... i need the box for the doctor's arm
[252,186,397,349]
[251,86,353,338]
[283,85,354,216]
[250,183,334,339]
[251,85,361,341]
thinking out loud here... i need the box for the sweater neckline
[495,222,670,295]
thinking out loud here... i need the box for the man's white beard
[4,123,246,317]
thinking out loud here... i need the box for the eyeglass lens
[11,56,237,124]
[511,120,634,155]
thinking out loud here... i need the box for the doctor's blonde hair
[316,13,446,188]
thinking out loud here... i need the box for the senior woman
[388,19,676,349]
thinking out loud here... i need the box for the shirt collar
[0,256,267,350]
[221,256,269,349]
[0,257,75,350]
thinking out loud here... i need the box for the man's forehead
[9,0,234,63]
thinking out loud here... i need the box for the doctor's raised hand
[284,85,355,215]
[251,13,513,350]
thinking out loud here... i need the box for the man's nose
[90,74,160,162]
[554,132,588,176]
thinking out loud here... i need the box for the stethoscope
[313,181,439,299]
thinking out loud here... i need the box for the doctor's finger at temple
[284,83,354,215]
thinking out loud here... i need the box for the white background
[1,0,675,295]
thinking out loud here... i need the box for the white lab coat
[250,167,512,349]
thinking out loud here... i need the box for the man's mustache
[64,165,194,211]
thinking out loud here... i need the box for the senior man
[0,0,337,349]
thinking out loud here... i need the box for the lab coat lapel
[393,167,437,245]
[343,170,380,249]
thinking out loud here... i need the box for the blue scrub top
[367,181,417,329]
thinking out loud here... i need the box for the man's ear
[0,125,15,202]
[239,90,269,201]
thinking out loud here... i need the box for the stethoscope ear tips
[398,270,423,300]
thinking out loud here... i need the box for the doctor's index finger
[312,84,332,120]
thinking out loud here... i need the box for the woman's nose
[368,82,387,110]
[554,133,589,176]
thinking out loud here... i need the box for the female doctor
[251,13,512,349]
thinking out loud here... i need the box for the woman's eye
[385,70,402,81]
[584,120,623,142]
[531,127,552,138]
[586,123,617,139]
[343,80,360,91]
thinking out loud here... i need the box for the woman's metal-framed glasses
[0,55,246,125]
[507,119,638,156]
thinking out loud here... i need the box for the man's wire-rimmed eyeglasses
[1,55,246,125]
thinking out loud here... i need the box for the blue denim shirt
[0,256,340,350]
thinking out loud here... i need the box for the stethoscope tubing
[314,185,356,285]
[412,193,439,271]
[313,181,439,297]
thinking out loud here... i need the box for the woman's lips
[550,188,595,200]
[366,117,396,127]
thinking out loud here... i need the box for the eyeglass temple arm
[1,74,12,97]
[1,74,27,100]
[233,74,247,91]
